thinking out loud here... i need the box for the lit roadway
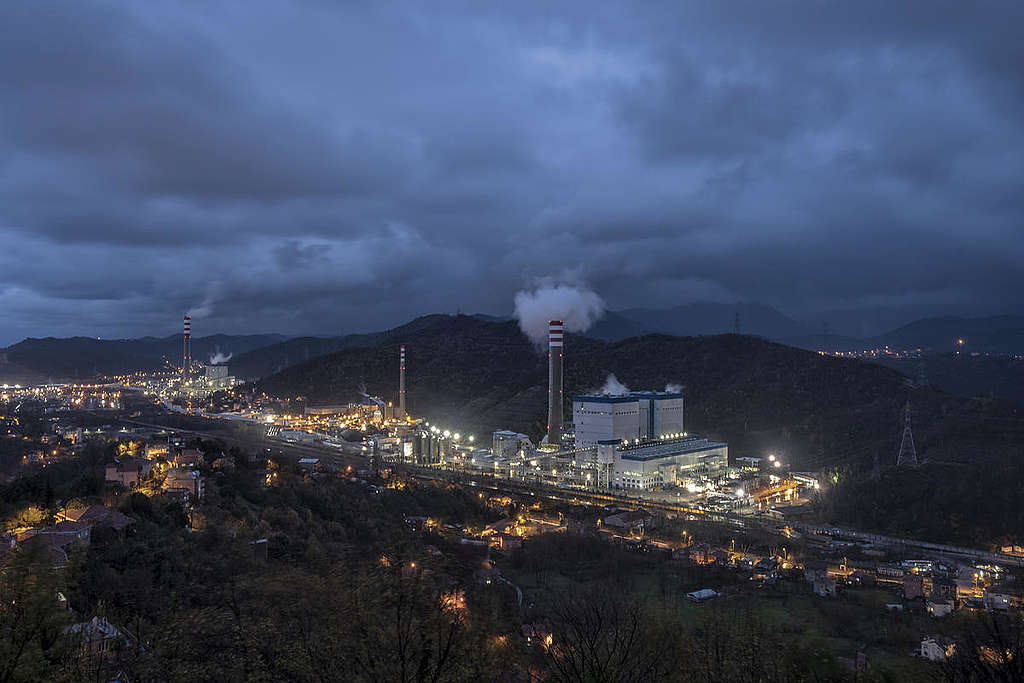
[123,413,1024,570]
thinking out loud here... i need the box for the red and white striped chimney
[399,344,407,417]
[182,314,192,375]
[547,320,563,447]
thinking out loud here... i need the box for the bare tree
[941,612,1024,683]
[536,586,679,683]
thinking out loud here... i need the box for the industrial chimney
[399,345,407,417]
[183,314,192,376]
[547,320,563,447]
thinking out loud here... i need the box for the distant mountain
[590,306,1024,355]
[589,302,806,342]
[777,333,867,353]
[866,315,1024,353]
[230,314,478,380]
[617,301,807,339]
[585,311,651,341]
[875,353,1024,405]
[0,333,285,382]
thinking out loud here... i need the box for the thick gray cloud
[1,1,1022,345]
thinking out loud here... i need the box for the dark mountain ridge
[0,333,285,382]
[255,315,1024,476]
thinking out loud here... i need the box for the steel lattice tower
[896,401,918,468]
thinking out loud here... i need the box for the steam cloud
[209,349,232,365]
[188,281,223,319]
[665,383,684,394]
[513,278,605,348]
[599,374,630,395]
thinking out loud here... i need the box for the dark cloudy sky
[2,2,1022,345]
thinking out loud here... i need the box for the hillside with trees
[255,315,1024,547]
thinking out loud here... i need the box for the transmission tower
[916,357,928,388]
[895,401,919,468]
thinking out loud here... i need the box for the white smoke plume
[188,281,223,319]
[209,349,232,365]
[599,374,630,395]
[665,383,684,394]
[513,277,605,348]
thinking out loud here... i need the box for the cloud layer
[1,2,1022,344]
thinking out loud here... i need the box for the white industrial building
[572,392,684,448]
[492,430,535,460]
[611,436,728,490]
[572,434,727,491]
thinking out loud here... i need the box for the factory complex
[369,320,733,498]
[115,313,735,500]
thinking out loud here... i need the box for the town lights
[735,488,745,498]
[773,460,781,468]
[768,454,776,462]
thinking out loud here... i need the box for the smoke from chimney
[513,278,604,348]
[209,349,232,365]
[599,374,630,395]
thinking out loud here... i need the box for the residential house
[686,589,720,603]
[59,506,134,535]
[522,623,552,649]
[983,585,1017,611]
[163,468,204,501]
[172,448,203,467]
[931,577,957,602]
[711,549,731,566]
[64,616,134,662]
[602,509,654,535]
[904,573,925,600]
[104,457,154,489]
[919,636,956,662]
[689,544,713,565]
[926,600,954,618]
[490,533,522,551]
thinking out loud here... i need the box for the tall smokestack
[399,344,407,417]
[547,320,563,447]
[183,315,192,376]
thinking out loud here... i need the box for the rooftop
[618,435,726,461]
[574,391,684,403]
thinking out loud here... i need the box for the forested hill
[0,334,285,383]
[228,314,466,379]
[255,315,1024,475]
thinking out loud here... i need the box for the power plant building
[492,430,535,460]
[610,435,727,490]
[573,392,684,448]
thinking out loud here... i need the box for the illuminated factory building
[572,391,684,448]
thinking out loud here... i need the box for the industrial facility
[364,313,730,498]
